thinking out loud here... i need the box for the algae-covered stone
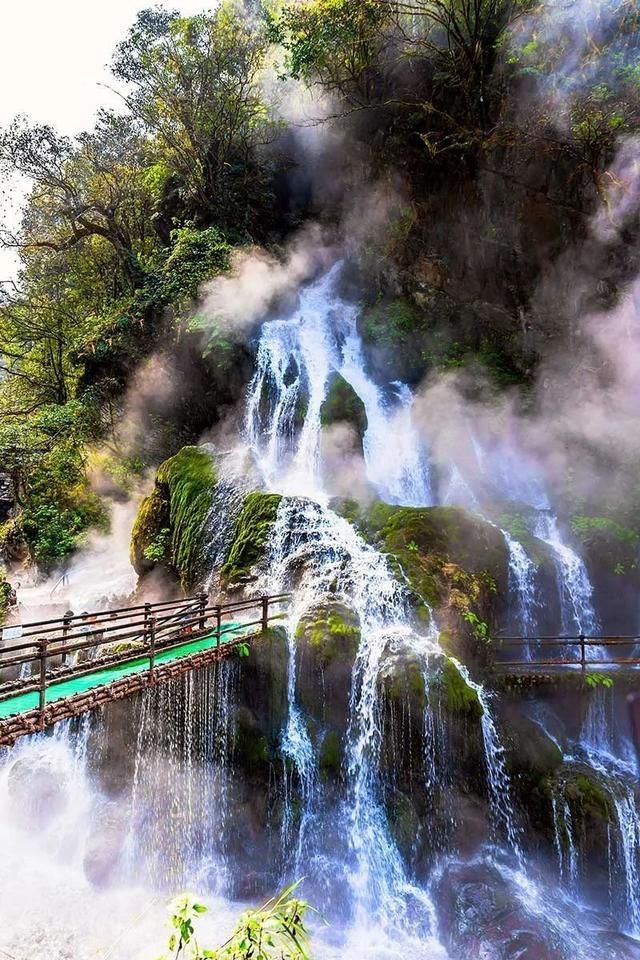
[130,445,217,589]
[221,492,282,585]
[320,373,368,439]
[344,500,508,666]
[436,659,484,720]
[295,599,361,736]
[295,600,361,669]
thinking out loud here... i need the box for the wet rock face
[7,754,69,827]
[435,861,565,959]
[295,599,361,736]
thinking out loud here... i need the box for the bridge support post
[38,637,48,719]
[261,596,269,633]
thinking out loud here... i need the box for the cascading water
[124,663,238,892]
[578,688,640,936]
[534,512,601,640]
[453,660,523,864]
[552,789,579,888]
[264,496,445,948]
[5,260,639,959]
[246,263,433,505]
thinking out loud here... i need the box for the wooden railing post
[580,634,586,673]
[39,636,48,718]
[149,616,156,676]
[199,592,207,632]
[144,602,152,646]
[261,595,269,633]
[215,605,222,648]
[61,611,72,667]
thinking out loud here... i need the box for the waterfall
[265,496,444,940]
[534,512,600,641]
[246,263,526,922]
[552,790,579,888]
[125,665,237,891]
[453,660,523,864]
[504,531,538,641]
[280,619,317,869]
[578,688,640,937]
[441,442,539,639]
[246,262,433,505]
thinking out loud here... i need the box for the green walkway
[0,622,251,720]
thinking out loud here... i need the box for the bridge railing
[0,592,291,713]
[495,635,640,669]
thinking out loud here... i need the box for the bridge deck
[0,621,250,720]
[0,593,290,745]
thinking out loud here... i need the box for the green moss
[384,656,427,708]
[221,492,282,583]
[570,515,639,575]
[319,730,343,777]
[362,298,426,349]
[353,501,506,623]
[295,601,361,667]
[320,374,368,437]
[437,659,483,719]
[568,774,612,822]
[130,445,216,588]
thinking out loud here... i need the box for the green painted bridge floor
[0,622,252,721]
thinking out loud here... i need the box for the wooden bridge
[0,593,289,746]
[494,635,640,674]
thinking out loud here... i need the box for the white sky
[0,0,205,281]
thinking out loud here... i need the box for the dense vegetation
[0,0,638,568]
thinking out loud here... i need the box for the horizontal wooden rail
[0,593,291,737]
[494,634,640,671]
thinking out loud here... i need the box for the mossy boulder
[295,601,361,669]
[295,599,361,735]
[221,492,282,585]
[130,445,217,589]
[320,373,368,439]
[345,501,508,666]
[436,658,484,720]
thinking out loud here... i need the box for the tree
[0,112,157,290]
[111,3,277,230]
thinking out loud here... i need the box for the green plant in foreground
[159,883,312,960]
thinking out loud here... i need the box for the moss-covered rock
[130,445,217,589]
[345,500,508,666]
[320,373,368,439]
[295,600,361,669]
[295,599,361,737]
[437,659,484,719]
[319,729,343,778]
[221,492,282,585]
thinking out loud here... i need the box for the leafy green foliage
[159,884,311,960]
[113,4,276,228]
[584,673,614,690]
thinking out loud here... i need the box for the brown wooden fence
[0,592,290,745]
[495,635,640,670]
